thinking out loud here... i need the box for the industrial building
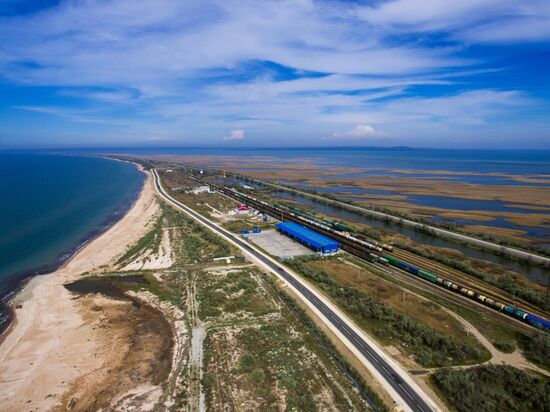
[275,222,340,254]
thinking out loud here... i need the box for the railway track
[367,260,537,337]
[391,249,549,320]
[185,174,549,333]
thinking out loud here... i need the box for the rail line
[391,249,548,320]
[189,175,549,333]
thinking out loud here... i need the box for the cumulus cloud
[331,124,380,140]
[223,129,245,141]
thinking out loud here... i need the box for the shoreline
[0,160,145,337]
[0,166,160,411]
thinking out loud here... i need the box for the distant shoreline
[0,160,145,338]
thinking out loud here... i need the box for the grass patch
[197,270,275,319]
[116,214,163,266]
[431,365,549,412]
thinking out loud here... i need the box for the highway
[152,169,437,412]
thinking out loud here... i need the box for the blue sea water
[0,153,144,309]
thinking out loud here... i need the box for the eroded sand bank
[0,169,163,411]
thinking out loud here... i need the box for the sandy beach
[0,169,162,411]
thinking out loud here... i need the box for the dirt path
[341,259,549,377]
[441,308,550,376]
[0,170,161,411]
[186,270,206,412]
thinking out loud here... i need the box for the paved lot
[245,229,314,259]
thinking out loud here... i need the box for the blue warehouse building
[276,221,340,254]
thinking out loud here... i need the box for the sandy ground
[0,169,160,411]
[122,225,173,271]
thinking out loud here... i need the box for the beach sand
[0,169,161,411]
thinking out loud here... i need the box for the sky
[0,0,549,149]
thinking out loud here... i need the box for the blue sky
[0,0,549,148]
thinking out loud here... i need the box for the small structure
[236,204,249,215]
[276,222,339,254]
[186,185,212,194]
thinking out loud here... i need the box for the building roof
[276,221,340,250]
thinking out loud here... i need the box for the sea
[0,153,144,330]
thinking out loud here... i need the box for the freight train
[381,254,550,331]
[211,180,550,332]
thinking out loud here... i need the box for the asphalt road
[152,169,435,412]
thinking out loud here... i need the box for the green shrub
[250,368,266,383]
[286,259,486,367]
[432,365,550,412]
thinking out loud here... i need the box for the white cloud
[223,129,245,141]
[0,0,547,146]
[331,124,380,140]
[356,0,550,43]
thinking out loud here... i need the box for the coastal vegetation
[520,332,550,371]
[286,256,489,367]
[198,267,379,411]
[108,188,384,410]
[431,365,550,412]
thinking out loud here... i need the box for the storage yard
[244,229,314,258]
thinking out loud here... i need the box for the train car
[513,308,528,320]
[368,253,379,261]
[418,269,438,283]
[494,302,506,311]
[504,305,516,316]
[383,244,394,252]
[459,288,474,297]
[379,257,389,265]
[485,298,495,307]
[477,294,487,303]
[450,283,459,291]
[526,314,550,331]
[333,222,355,232]
[384,255,401,267]
[398,261,419,275]
[435,277,444,285]
[443,280,453,288]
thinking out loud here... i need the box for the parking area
[244,229,314,259]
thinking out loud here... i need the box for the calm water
[271,190,550,285]
[0,153,143,310]
[85,147,550,178]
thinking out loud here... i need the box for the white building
[186,185,212,194]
